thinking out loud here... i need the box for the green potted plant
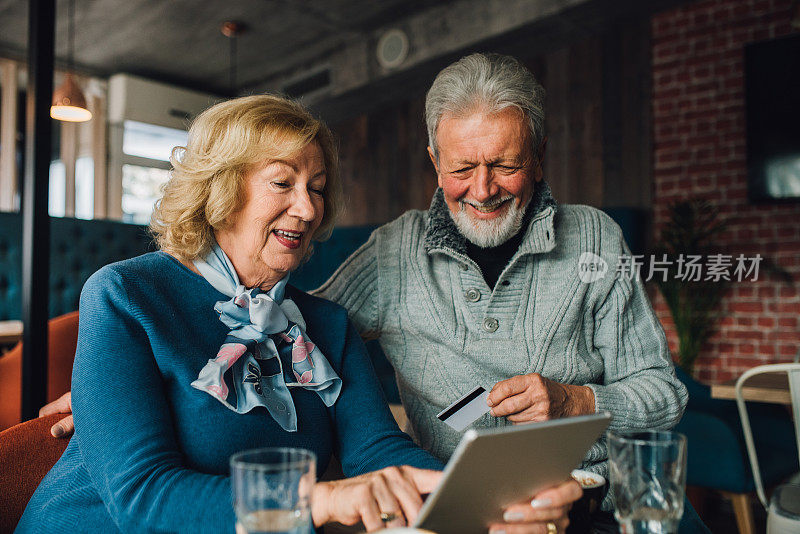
[651,200,791,374]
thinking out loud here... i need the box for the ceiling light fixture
[50,0,91,122]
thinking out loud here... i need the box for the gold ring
[546,521,557,534]
[380,511,398,522]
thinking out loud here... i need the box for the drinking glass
[230,447,316,534]
[608,430,687,534]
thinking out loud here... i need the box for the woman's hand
[487,374,595,423]
[311,465,441,531]
[490,478,582,533]
[39,391,75,437]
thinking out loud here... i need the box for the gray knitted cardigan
[316,183,687,505]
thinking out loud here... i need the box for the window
[48,160,65,217]
[75,156,94,219]
[117,120,187,223]
[122,120,187,162]
[121,164,171,224]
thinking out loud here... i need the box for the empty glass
[608,430,687,534]
[230,448,316,534]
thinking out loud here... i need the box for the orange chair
[0,311,79,432]
[0,413,70,533]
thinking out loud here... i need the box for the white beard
[450,195,530,248]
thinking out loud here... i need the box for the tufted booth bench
[0,212,381,321]
[0,213,157,321]
[0,216,393,427]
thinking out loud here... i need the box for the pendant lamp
[50,0,91,122]
[221,21,246,94]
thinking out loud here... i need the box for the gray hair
[425,53,546,160]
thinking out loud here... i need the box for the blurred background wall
[650,0,799,382]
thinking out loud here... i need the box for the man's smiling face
[429,107,543,248]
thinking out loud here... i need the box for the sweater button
[465,288,481,302]
[483,317,499,332]
[459,263,469,271]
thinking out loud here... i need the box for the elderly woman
[20,95,579,533]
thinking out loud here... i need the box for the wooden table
[0,320,22,346]
[710,372,791,405]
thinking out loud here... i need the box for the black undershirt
[465,226,527,289]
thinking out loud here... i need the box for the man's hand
[489,477,582,533]
[487,374,595,423]
[39,391,74,438]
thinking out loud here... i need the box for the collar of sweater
[423,180,559,257]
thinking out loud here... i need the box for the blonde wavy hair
[151,94,342,261]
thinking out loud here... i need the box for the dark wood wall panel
[332,97,437,226]
[329,22,651,226]
[538,38,605,207]
[602,19,652,208]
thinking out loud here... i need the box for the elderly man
[45,53,699,532]
[318,52,686,466]
[317,53,699,531]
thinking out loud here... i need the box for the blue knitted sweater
[17,252,442,533]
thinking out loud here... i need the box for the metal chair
[674,366,797,533]
[735,363,800,533]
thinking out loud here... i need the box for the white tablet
[414,412,611,534]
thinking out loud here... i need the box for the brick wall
[651,0,800,382]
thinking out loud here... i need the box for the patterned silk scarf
[190,243,342,431]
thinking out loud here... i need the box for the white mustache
[459,195,514,211]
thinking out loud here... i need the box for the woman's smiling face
[215,141,326,290]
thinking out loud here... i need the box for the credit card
[437,386,491,432]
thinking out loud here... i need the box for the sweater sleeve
[330,320,444,476]
[72,268,235,534]
[313,232,381,339]
[586,242,688,432]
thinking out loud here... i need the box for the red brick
[757,286,777,299]
[727,329,765,341]
[717,370,735,383]
[757,227,776,240]
[717,342,736,354]
[779,286,798,298]
[757,317,776,328]
[729,301,764,313]
[731,357,767,369]
[774,330,800,342]
[736,228,756,241]
[726,187,749,200]
[735,285,755,298]
[738,343,756,355]
[758,343,777,356]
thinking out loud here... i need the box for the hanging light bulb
[50,73,91,121]
[50,0,91,122]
